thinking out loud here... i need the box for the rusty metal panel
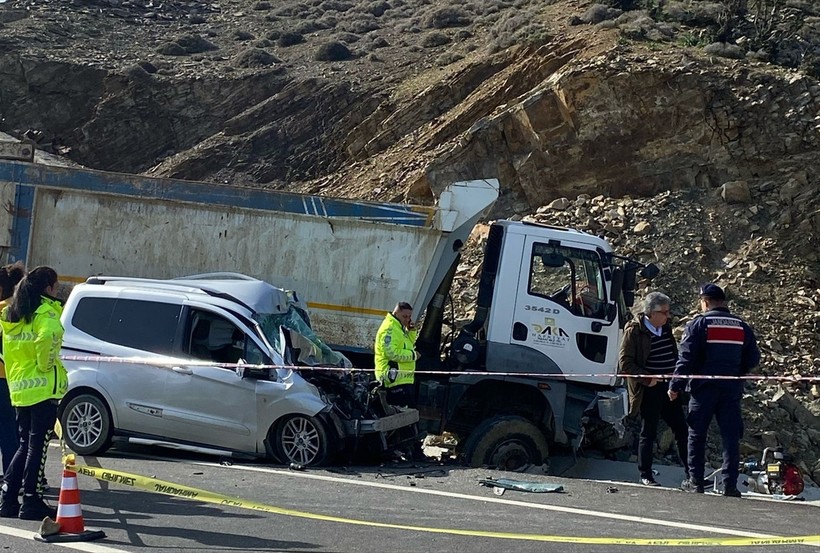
[0,142,35,162]
[29,189,442,350]
[0,182,16,252]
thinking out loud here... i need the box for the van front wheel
[272,415,332,466]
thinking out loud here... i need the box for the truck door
[504,237,619,385]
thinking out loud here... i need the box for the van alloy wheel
[274,415,330,466]
[61,393,113,456]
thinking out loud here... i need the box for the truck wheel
[461,415,549,471]
[272,415,332,467]
[60,393,114,456]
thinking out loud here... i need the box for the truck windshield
[529,243,606,318]
[254,306,352,368]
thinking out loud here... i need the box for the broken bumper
[342,408,420,435]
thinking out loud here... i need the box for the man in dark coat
[619,291,688,486]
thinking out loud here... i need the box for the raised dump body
[0,159,498,352]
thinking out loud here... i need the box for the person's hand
[646,377,658,387]
[668,390,678,401]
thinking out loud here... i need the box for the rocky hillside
[1,0,819,480]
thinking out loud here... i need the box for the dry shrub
[339,15,381,33]
[423,7,472,28]
[233,48,280,68]
[274,3,306,16]
[371,36,389,48]
[157,43,186,56]
[232,30,255,41]
[157,34,218,55]
[336,32,361,43]
[703,41,745,58]
[365,1,390,17]
[278,32,305,47]
[662,1,724,26]
[491,12,529,35]
[422,31,451,47]
[295,21,319,33]
[315,40,353,60]
[436,51,464,65]
[320,0,353,12]
[316,16,339,28]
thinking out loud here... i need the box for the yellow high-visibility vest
[374,313,416,388]
[1,297,68,407]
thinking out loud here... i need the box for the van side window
[71,297,181,354]
[187,311,249,365]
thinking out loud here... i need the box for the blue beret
[699,283,726,300]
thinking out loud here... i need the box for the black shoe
[0,495,20,518]
[681,478,704,493]
[640,477,660,487]
[723,487,742,498]
[19,495,57,520]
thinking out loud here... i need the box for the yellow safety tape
[64,462,820,547]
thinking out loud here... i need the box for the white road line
[61,450,820,546]
[0,525,127,552]
[213,462,781,540]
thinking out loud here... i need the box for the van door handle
[172,366,193,375]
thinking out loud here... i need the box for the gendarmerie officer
[669,283,760,497]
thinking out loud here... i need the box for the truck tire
[60,393,114,456]
[461,415,549,471]
[272,415,332,467]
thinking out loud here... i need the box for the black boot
[19,494,57,520]
[0,492,20,518]
[723,486,742,498]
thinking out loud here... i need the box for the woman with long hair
[0,266,67,520]
[0,262,25,478]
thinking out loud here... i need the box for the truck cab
[418,220,655,470]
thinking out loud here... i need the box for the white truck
[0,155,656,469]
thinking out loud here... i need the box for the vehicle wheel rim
[66,401,104,448]
[492,441,531,472]
[281,417,320,465]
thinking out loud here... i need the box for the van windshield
[254,305,352,369]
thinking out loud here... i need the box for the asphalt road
[1,443,818,553]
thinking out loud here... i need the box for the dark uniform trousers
[687,381,743,489]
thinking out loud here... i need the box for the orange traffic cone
[35,468,105,543]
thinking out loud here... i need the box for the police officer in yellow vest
[0,267,68,521]
[374,302,419,407]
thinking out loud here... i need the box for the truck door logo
[531,318,570,348]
